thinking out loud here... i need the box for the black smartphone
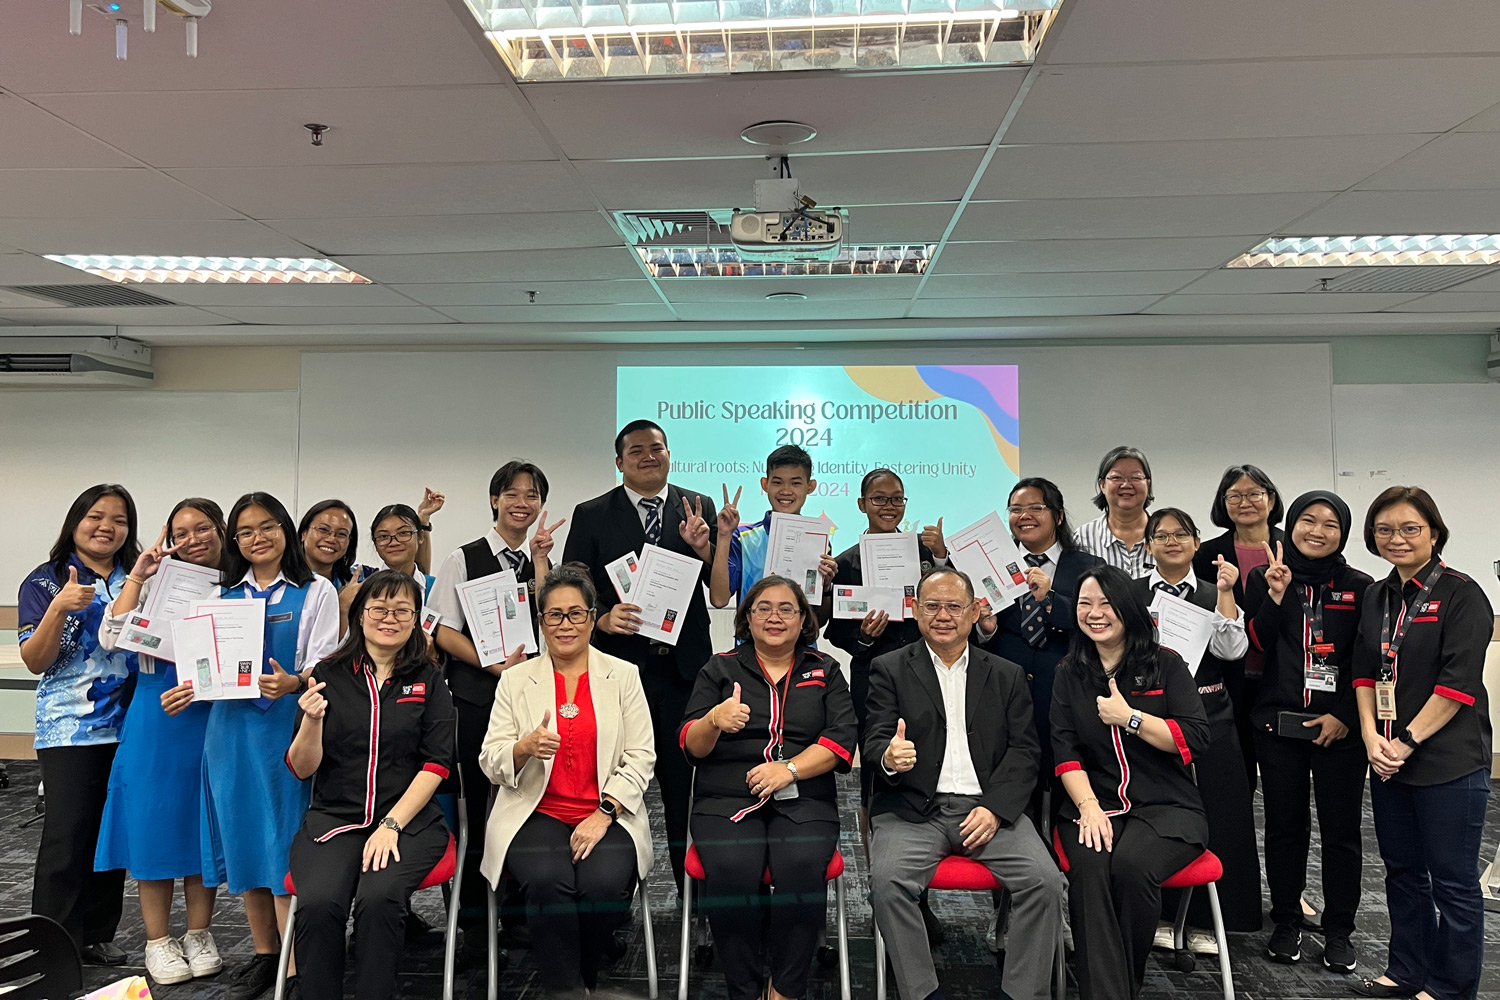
[1277,711,1322,740]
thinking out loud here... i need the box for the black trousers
[289,822,449,1000]
[641,654,694,888]
[34,744,125,948]
[1064,816,1201,1000]
[1255,727,1365,938]
[507,813,638,992]
[1223,667,1261,793]
[692,809,838,1000]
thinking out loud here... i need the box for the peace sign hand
[1213,554,1240,593]
[1262,540,1291,603]
[130,525,175,581]
[529,511,566,563]
[717,484,742,536]
[679,495,711,559]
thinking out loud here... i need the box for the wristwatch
[1125,711,1143,736]
[379,817,402,834]
[598,798,618,820]
[784,760,800,781]
[1396,726,1422,750]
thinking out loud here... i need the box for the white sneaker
[145,936,193,986]
[1152,921,1175,950]
[1186,929,1220,955]
[182,928,223,977]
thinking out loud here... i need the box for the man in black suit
[865,568,1065,1000]
[561,419,716,887]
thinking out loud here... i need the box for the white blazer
[478,648,656,887]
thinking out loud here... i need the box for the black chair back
[0,914,83,1000]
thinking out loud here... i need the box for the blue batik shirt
[726,512,776,601]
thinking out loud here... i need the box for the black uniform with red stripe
[1352,558,1494,786]
[681,645,858,823]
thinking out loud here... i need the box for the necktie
[640,497,663,545]
[1153,580,1184,598]
[501,549,524,575]
[1018,553,1049,648]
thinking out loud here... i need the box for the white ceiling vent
[0,336,153,388]
[14,284,177,307]
[1307,266,1497,294]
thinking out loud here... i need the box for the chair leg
[1206,883,1234,1000]
[834,874,850,1000]
[640,883,658,1000]
[677,875,693,1000]
[1173,888,1192,950]
[444,845,465,1000]
[874,918,887,1000]
[273,896,297,1000]
[486,882,498,1000]
[1054,932,1066,1000]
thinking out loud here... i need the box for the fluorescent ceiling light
[1226,235,1500,268]
[43,254,371,284]
[639,244,932,277]
[462,0,1063,80]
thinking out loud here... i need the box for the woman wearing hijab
[1244,491,1371,974]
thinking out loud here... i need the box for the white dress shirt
[624,485,671,530]
[1075,513,1155,578]
[1024,539,1064,575]
[1146,569,1249,660]
[226,569,341,671]
[927,643,983,796]
[427,528,528,632]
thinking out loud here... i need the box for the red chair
[678,842,850,1000]
[1052,827,1235,1000]
[873,854,1065,1000]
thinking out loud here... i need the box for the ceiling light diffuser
[639,244,932,277]
[1226,235,1500,268]
[43,254,372,284]
[462,0,1063,81]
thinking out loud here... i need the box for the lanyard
[756,655,794,761]
[1297,582,1328,647]
[1378,560,1444,681]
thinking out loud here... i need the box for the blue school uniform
[200,573,333,894]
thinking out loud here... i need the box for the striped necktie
[500,549,524,575]
[1018,552,1050,648]
[640,497,663,545]
[1153,580,1185,598]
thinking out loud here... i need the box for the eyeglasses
[750,603,803,621]
[542,608,593,626]
[1150,531,1193,544]
[1223,490,1268,506]
[373,529,418,545]
[171,525,218,545]
[234,522,283,543]
[309,524,351,541]
[864,495,906,508]
[1104,474,1148,485]
[364,607,416,623]
[1373,524,1427,539]
[1007,504,1050,516]
[917,600,973,617]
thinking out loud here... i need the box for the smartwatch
[1396,726,1422,750]
[598,798,618,820]
[1126,710,1143,736]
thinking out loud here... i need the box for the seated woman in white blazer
[480,562,655,1000]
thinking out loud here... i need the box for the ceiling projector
[730,175,844,261]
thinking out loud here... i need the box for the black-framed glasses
[365,607,416,623]
[542,608,593,626]
[1150,530,1193,544]
[1373,524,1426,539]
[1223,490,1268,506]
[750,603,803,621]
[917,600,972,617]
[864,495,907,508]
[373,529,418,545]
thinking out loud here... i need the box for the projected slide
[616,366,1019,540]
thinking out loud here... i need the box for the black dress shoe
[81,942,127,966]
[227,953,278,1000]
[1351,978,1416,998]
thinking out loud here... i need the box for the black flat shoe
[1351,978,1415,998]
[81,942,127,966]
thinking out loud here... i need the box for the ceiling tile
[1457,102,1500,132]
[935,236,1259,273]
[0,305,234,325]
[0,95,136,168]
[843,204,958,243]
[521,69,1024,159]
[661,276,920,303]
[391,280,660,306]
[920,271,1204,298]
[1006,58,1500,144]
[1435,268,1500,293]
[1356,133,1500,189]
[264,212,621,255]
[152,283,419,308]
[1145,292,1425,314]
[0,169,240,220]
[975,135,1432,200]
[910,296,1161,318]
[0,218,313,256]
[672,300,910,321]
[1385,292,1500,312]
[166,163,594,219]
[32,86,554,169]
[954,193,1329,241]
[199,305,453,325]
[0,253,113,284]
[1172,267,1361,294]
[1287,190,1500,234]
[434,303,678,323]
[336,247,643,283]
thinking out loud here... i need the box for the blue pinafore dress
[199,580,313,894]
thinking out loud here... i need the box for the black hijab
[1283,490,1352,584]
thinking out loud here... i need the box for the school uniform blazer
[862,640,1040,827]
[478,648,656,885]
[561,484,717,683]
[1194,527,1285,612]
[981,548,1105,678]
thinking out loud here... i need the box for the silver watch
[783,760,799,781]
[379,816,402,834]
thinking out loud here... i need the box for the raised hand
[529,511,566,563]
[1262,540,1291,603]
[711,682,751,734]
[130,525,174,581]
[53,566,97,613]
[1214,554,1240,593]
[417,487,446,523]
[717,484,743,536]
[884,718,917,773]
[679,495,711,556]
[299,678,329,720]
[919,517,947,559]
[1095,677,1132,727]
[522,709,561,761]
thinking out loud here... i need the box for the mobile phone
[1277,711,1322,740]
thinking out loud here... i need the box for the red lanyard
[755,654,794,761]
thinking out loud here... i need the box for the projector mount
[68,0,212,60]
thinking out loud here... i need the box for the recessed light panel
[1227,235,1500,268]
[42,255,372,284]
[639,244,932,277]
[463,0,1063,81]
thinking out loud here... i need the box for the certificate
[858,532,921,618]
[189,598,267,700]
[457,569,520,667]
[605,551,641,604]
[170,614,220,700]
[1149,591,1216,677]
[765,513,831,603]
[946,511,1030,613]
[831,584,906,621]
[117,559,222,661]
[633,543,703,646]
[497,582,537,658]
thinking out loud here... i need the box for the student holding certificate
[18,484,141,967]
[96,498,229,985]
[202,492,339,1000]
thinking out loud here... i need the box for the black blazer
[561,484,717,683]
[863,640,1039,826]
[1194,526,1284,611]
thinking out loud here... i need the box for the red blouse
[536,672,601,827]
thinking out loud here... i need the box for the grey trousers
[869,794,1066,1000]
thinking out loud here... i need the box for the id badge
[1375,680,1398,721]
[1305,645,1337,693]
[773,782,799,801]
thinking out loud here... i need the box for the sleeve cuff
[1164,720,1192,765]
[817,736,853,766]
[1054,760,1082,776]
[284,752,301,778]
[679,718,700,751]
[421,762,451,780]
[1246,618,1264,652]
[1435,684,1476,707]
[1352,678,1376,690]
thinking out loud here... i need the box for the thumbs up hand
[258,658,301,699]
[920,517,948,559]
[884,718,917,773]
[1096,677,1133,727]
[522,708,561,760]
[54,565,97,613]
[711,682,751,734]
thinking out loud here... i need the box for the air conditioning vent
[13,284,177,307]
[0,336,153,387]
[1308,266,1496,294]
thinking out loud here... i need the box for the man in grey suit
[865,567,1065,1000]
